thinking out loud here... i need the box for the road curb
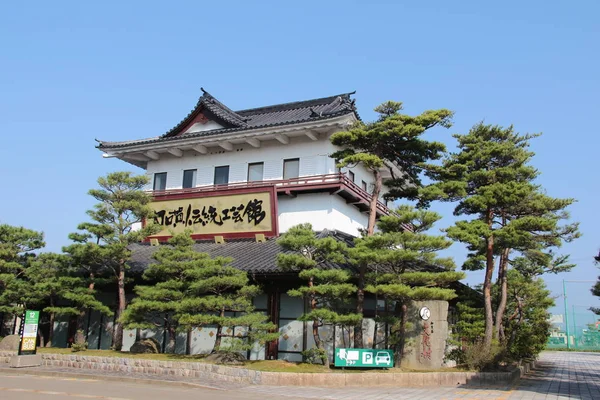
[0,366,225,391]
[1,351,534,388]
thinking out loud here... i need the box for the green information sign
[334,348,393,368]
[19,310,40,355]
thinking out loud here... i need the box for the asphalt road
[1,351,599,399]
[0,374,304,400]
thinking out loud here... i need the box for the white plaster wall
[185,120,223,133]
[145,135,379,190]
[278,194,332,233]
[146,136,337,189]
[278,194,368,236]
[329,195,369,236]
[144,132,386,233]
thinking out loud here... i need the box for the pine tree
[25,253,112,347]
[121,233,201,353]
[62,235,113,334]
[492,193,578,340]
[330,101,453,347]
[169,235,277,355]
[71,172,159,350]
[503,269,554,358]
[0,224,45,330]
[351,206,464,366]
[421,123,578,350]
[277,224,361,367]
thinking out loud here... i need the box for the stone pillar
[401,300,449,370]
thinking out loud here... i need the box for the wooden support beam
[219,141,233,151]
[246,138,261,148]
[305,130,319,141]
[167,148,183,157]
[275,134,289,144]
[145,150,160,160]
[193,144,208,154]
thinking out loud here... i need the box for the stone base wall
[0,351,533,387]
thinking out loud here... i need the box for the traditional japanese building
[99,88,395,237]
[80,89,453,366]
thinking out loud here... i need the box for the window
[283,158,300,180]
[153,172,167,191]
[361,180,367,191]
[248,162,264,182]
[214,165,229,185]
[348,171,355,182]
[182,169,197,189]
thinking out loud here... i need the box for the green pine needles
[354,206,465,366]
[277,224,361,367]
[422,122,579,352]
[121,233,277,354]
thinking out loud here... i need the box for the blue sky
[1,1,598,322]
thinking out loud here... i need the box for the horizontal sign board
[334,348,393,368]
[149,187,277,239]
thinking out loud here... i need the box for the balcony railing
[151,173,390,215]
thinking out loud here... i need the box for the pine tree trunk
[76,309,87,333]
[395,302,408,368]
[167,326,176,353]
[354,170,382,349]
[212,307,226,353]
[47,312,55,347]
[494,247,510,341]
[186,328,192,355]
[37,325,45,348]
[372,321,378,349]
[483,208,495,350]
[367,169,382,236]
[353,263,365,348]
[507,301,524,349]
[112,264,126,351]
[308,276,327,366]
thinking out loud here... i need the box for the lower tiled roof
[127,233,352,275]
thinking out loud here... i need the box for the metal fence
[546,308,600,351]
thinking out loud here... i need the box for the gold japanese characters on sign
[148,190,274,237]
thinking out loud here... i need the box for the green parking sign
[334,348,393,368]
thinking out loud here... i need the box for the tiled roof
[127,230,357,276]
[97,89,358,150]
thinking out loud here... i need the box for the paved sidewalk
[2,351,599,399]
[244,352,600,399]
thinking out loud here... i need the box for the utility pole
[563,280,570,349]
[572,304,577,349]
[561,280,595,350]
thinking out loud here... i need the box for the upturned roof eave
[97,112,358,154]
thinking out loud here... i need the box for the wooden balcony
[151,173,390,216]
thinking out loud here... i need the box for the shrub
[302,348,327,365]
[71,330,88,352]
[462,341,504,371]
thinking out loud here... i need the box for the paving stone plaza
[243,352,600,399]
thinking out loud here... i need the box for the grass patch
[244,360,330,373]
[36,348,209,362]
